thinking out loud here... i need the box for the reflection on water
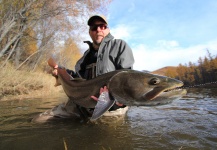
[0,88,217,150]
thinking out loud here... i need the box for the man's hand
[52,67,58,76]
[91,86,123,106]
[91,86,108,101]
[48,58,58,76]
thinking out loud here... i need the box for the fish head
[138,74,186,105]
[108,70,186,106]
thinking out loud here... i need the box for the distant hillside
[151,66,178,76]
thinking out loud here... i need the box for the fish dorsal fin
[90,92,115,121]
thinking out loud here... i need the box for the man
[33,15,134,122]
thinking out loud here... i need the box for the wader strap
[84,63,96,79]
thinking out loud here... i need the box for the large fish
[48,58,186,120]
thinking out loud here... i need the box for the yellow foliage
[58,37,82,69]
[165,68,177,78]
[176,51,217,85]
[20,27,38,59]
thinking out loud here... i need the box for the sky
[103,0,217,71]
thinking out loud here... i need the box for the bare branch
[0,32,22,58]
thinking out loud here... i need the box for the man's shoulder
[110,38,127,45]
[112,38,125,42]
[105,33,125,42]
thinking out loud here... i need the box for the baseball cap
[87,15,108,26]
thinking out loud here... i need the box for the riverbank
[1,66,216,101]
[0,66,62,101]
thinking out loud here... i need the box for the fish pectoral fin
[90,92,115,121]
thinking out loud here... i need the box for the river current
[0,88,217,150]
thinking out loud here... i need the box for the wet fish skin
[108,70,186,106]
[56,68,186,108]
[56,68,120,108]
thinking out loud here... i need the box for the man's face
[89,20,110,46]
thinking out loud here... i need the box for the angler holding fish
[33,15,186,123]
[33,15,135,122]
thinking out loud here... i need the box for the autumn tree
[165,67,177,78]
[186,61,196,85]
[56,37,82,69]
[176,64,188,82]
[0,0,112,70]
[176,50,217,85]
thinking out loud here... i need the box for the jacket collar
[103,33,114,42]
[83,33,114,49]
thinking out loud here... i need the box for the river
[0,88,217,150]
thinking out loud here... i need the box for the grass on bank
[0,65,62,101]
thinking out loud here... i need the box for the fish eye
[149,78,160,85]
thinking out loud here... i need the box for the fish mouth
[144,83,185,101]
[163,84,185,93]
[140,83,186,106]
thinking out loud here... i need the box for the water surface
[0,88,217,150]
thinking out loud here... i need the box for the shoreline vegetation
[152,66,217,88]
[0,65,63,101]
[1,65,217,102]
[152,50,217,87]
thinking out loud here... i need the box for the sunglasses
[90,24,108,31]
